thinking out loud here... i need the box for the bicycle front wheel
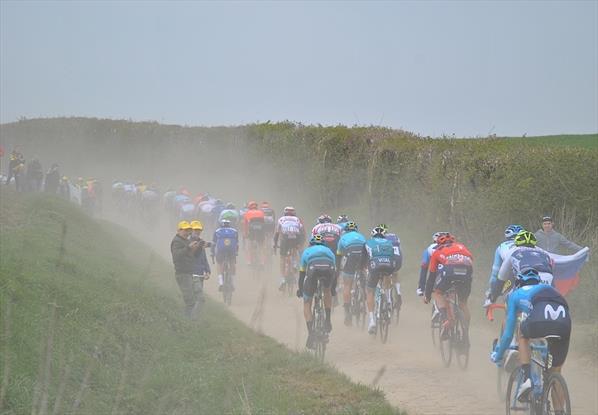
[454,311,469,370]
[506,367,532,415]
[542,373,571,415]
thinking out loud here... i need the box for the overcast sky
[1,0,597,137]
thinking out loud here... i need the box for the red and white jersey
[311,223,341,237]
[277,215,304,237]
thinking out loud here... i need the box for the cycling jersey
[212,227,239,263]
[276,215,304,256]
[497,247,554,285]
[336,231,366,275]
[488,239,517,285]
[385,232,402,271]
[243,208,266,241]
[299,245,336,300]
[312,223,342,253]
[426,242,473,300]
[365,237,395,288]
[495,284,571,367]
[261,207,276,232]
[419,243,438,292]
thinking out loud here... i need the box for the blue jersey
[212,227,239,256]
[365,237,394,260]
[337,222,349,233]
[336,231,366,256]
[495,284,566,359]
[488,239,517,285]
[300,244,336,272]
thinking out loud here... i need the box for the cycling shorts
[215,250,236,265]
[248,227,265,242]
[366,257,395,289]
[434,274,472,302]
[280,235,300,257]
[520,301,571,367]
[340,248,363,275]
[303,260,334,300]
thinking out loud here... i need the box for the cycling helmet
[514,230,537,247]
[215,199,223,205]
[516,267,541,285]
[436,233,455,245]
[178,221,192,230]
[318,214,332,224]
[248,201,258,209]
[377,223,389,232]
[371,226,386,237]
[432,231,449,243]
[337,214,349,224]
[190,220,204,231]
[345,221,358,232]
[225,203,235,209]
[220,219,231,227]
[261,201,270,208]
[284,206,296,216]
[504,224,524,240]
[309,234,324,245]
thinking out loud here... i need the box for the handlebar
[486,303,505,322]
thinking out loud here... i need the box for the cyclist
[491,267,571,402]
[492,230,554,302]
[336,214,350,233]
[423,233,473,343]
[379,223,403,311]
[260,201,277,240]
[243,201,266,265]
[483,224,524,307]
[417,232,448,296]
[274,206,305,290]
[219,203,240,228]
[297,234,336,349]
[211,219,239,292]
[336,221,366,326]
[311,215,342,253]
[365,226,396,334]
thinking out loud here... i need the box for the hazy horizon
[1,1,597,137]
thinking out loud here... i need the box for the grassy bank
[0,188,401,415]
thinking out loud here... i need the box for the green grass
[0,189,402,415]
[504,134,598,149]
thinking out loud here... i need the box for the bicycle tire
[541,373,571,415]
[431,306,441,348]
[379,294,390,344]
[454,309,469,370]
[313,282,326,362]
[506,367,533,415]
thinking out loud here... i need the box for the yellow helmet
[190,220,204,231]
[177,221,192,230]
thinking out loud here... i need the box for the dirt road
[204,262,598,415]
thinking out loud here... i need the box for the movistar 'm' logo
[544,304,566,320]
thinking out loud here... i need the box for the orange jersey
[243,209,265,237]
[428,242,473,273]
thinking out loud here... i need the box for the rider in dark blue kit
[491,266,571,401]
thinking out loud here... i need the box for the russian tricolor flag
[550,247,590,296]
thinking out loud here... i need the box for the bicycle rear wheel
[506,367,533,415]
[454,311,469,370]
[313,287,327,362]
[379,297,391,344]
[542,373,571,415]
[431,305,441,348]
[439,329,452,367]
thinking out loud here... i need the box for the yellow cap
[190,220,204,231]
[177,221,192,230]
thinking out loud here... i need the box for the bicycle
[189,274,208,320]
[280,246,299,297]
[392,282,402,326]
[430,300,441,348]
[311,276,329,362]
[247,238,264,280]
[488,303,520,401]
[505,337,571,415]
[350,270,367,329]
[438,281,469,369]
[221,256,235,306]
[373,273,393,344]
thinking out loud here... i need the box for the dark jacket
[171,234,196,274]
[193,243,211,275]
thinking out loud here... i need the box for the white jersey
[311,223,341,237]
[277,216,303,237]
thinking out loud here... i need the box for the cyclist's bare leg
[323,287,332,309]
[303,299,313,322]
[366,288,375,314]
[342,277,353,305]
[459,299,470,327]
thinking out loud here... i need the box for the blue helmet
[504,224,524,240]
[309,234,324,245]
[517,267,541,284]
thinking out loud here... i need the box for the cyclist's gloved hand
[296,289,303,299]
[416,288,423,297]
[423,296,430,304]
[490,351,502,367]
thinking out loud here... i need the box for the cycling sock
[522,364,531,380]
[325,308,331,323]
[395,282,401,295]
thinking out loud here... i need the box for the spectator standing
[170,221,202,317]
[44,163,60,194]
[535,216,582,254]
[26,157,43,192]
